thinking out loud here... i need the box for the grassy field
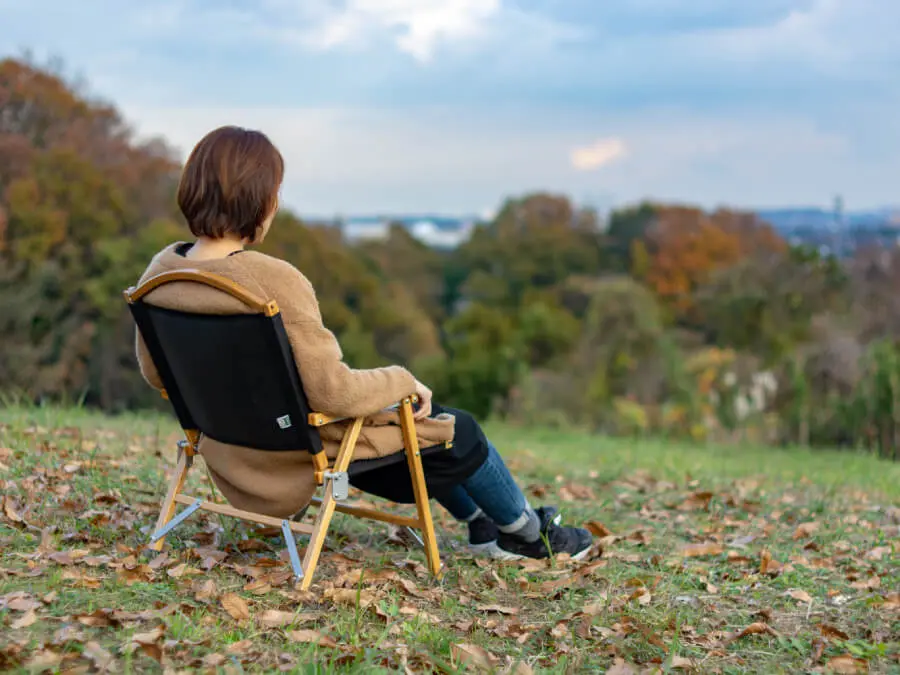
[1,404,898,674]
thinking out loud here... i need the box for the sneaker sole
[486,542,594,562]
[468,541,505,557]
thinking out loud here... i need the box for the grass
[1,403,898,674]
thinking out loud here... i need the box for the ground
[0,405,898,674]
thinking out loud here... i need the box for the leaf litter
[0,415,898,672]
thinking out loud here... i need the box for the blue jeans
[435,441,532,531]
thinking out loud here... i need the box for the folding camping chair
[123,269,444,590]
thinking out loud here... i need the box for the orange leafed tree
[643,206,787,316]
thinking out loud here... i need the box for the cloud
[118,102,888,216]
[3,0,900,212]
[570,138,628,171]
[297,0,503,62]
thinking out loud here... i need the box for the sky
[3,0,900,217]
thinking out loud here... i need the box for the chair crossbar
[172,494,315,535]
[308,497,421,529]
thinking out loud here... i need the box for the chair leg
[299,417,364,591]
[149,446,191,552]
[399,399,442,578]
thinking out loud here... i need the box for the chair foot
[149,498,202,545]
[281,520,304,581]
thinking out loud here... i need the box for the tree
[694,245,848,361]
[456,193,607,309]
[643,206,787,319]
[605,201,657,273]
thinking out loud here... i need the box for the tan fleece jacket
[134,242,454,517]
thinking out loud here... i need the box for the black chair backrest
[129,299,323,453]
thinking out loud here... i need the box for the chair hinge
[323,471,349,501]
[177,440,194,468]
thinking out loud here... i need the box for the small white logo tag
[276,415,292,429]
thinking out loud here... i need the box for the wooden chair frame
[124,269,442,590]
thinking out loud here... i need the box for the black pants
[347,403,490,504]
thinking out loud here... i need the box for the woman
[134,125,592,561]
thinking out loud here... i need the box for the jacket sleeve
[132,261,165,391]
[135,331,165,391]
[274,268,418,417]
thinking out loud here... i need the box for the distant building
[757,205,900,257]
[339,215,477,249]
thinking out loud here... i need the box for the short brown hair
[177,126,284,242]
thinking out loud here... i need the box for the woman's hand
[413,379,433,420]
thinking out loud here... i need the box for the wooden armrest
[307,394,419,427]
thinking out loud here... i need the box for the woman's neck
[185,236,244,260]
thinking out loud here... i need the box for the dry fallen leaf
[220,593,250,621]
[287,629,338,648]
[820,624,850,641]
[258,609,306,628]
[681,543,724,557]
[726,622,778,643]
[83,641,114,670]
[760,549,784,575]
[225,639,254,655]
[325,588,375,608]
[509,661,534,675]
[629,588,652,606]
[864,546,892,561]
[5,595,40,612]
[2,496,24,524]
[882,592,900,610]
[452,643,499,671]
[605,658,638,675]
[793,521,819,540]
[475,604,518,615]
[669,655,696,670]
[849,576,881,591]
[193,579,218,602]
[130,624,165,663]
[25,649,63,671]
[787,589,813,604]
[11,609,37,629]
[824,654,868,674]
[585,521,613,537]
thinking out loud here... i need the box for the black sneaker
[495,506,593,561]
[467,514,502,556]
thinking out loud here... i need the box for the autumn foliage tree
[5,56,900,459]
[0,58,441,409]
[0,57,183,409]
[642,206,787,319]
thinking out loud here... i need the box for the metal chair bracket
[323,471,349,501]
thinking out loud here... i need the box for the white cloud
[261,0,503,62]
[674,0,900,72]
[119,102,885,215]
[570,138,628,171]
